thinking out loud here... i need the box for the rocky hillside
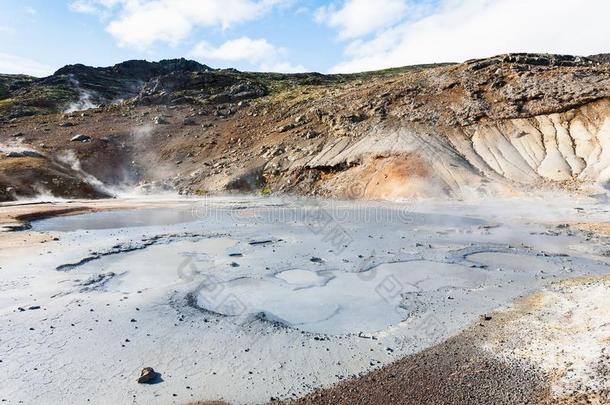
[1,54,610,201]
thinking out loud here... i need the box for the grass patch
[0,156,48,171]
[0,98,15,107]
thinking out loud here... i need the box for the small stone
[153,116,168,125]
[305,130,317,139]
[182,117,196,126]
[276,123,295,133]
[70,134,91,142]
[137,367,158,384]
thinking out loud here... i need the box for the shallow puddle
[31,207,199,231]
[467,252,564,274]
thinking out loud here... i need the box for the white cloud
[70,0,285,49]
[25,7,37,15]
[69,0,121,15]
[190,37,306,73]
[0,53,53,77]
[69,1,100,14]
[316,0,409,39]
[191,37,278,63]
[328,0,610,73]
[259,61,307,73]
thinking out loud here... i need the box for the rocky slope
[1,53,610,201]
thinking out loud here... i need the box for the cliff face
[1,53,610,201]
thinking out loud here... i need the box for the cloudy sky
[1,0,609,76]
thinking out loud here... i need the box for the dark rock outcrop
[588,53,610,63]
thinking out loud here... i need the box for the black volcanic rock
[466,53,597,70]
[48,59,214,107]
[1,58,272,116]
[137,70,268,105]
[0,57,372,118]
[53,58,211,79]
[588,53,610,63]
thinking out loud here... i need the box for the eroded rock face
[452,99,610,185]
[251,99,610,198]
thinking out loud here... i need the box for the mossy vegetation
[343,63,453,79]
[0,74,35,100]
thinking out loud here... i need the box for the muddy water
[3,195,610,404]
[31,206,199,231]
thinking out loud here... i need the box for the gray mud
[2,195,610,404]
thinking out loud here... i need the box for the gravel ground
[288,316,552,405]
[290,278,610,405]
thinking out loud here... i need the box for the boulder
[4,150,43,158]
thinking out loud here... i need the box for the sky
[1,0,610,77]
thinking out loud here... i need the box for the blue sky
[1,0,609,77]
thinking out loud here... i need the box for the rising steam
[54,150,113,196]
[64,75,99,113]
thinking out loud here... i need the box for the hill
[1,53,610,201]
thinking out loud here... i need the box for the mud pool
[2,195,610,404]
